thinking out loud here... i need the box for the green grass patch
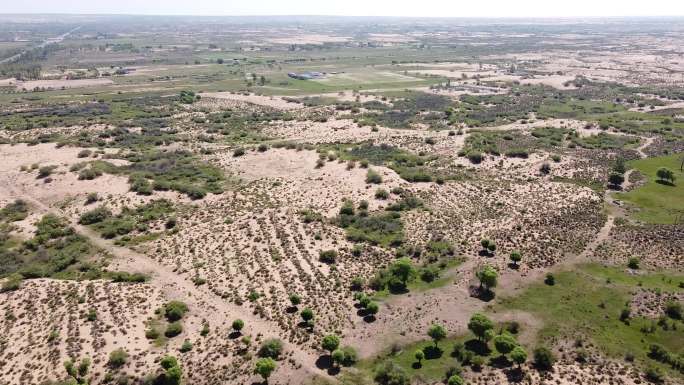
[85,199,175,240]
[340,211,404,248]
[497,264,684,377]
[616,154,684,224]
[320,143,447,182]
[356,336,469,383]
[0,214,102,279]
[571,132,640,150]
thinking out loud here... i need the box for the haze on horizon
[1,0,683,18]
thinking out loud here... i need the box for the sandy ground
[15,78,113,91]
[267,34,350,44]
[0,77,17,86]
[202,92,303,110]
[214,147,406,215]
[0,279,165,385]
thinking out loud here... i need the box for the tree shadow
[532,362,555,373]
[363,315,376,323]
[464,339,491,356]
[423,345,443,359]
[505,367,525,383]
[655,180,675,187]
[412,361,423,369]
[356,308,368,317]
[478,249,492,257]
[469,286,495,302]
[286,306,298,314]
[297,321,313,331]
[490,355,512,369]
[327,366,340,376]
[228,331,242,339]
[315,354,332,370]
[388,286,409,295]
[507,262,519,270]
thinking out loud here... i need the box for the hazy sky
[2,0,683,17]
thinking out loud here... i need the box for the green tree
[366,301,380,317]
[358,294,371,308]
[389,258,416,283]
[289,294,301,307]
[476,266,498,291]
[510,346,528,368]
[656,167,675,184]
[427,324,447,347]
[414,349,425,365]
[480,239,491,249]
[160,355,178,370]
[254,357,277,383]
[301,308,314,325]
[468,313,494,342]
[321,334,340,353]
[608,172,624,187]
[493,333,518,356]
[509,251,522,267]
[331,349,345,367]
[232,319,245,332]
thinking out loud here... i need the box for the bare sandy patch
[15,78,113,91]
[214,147,406,215]
[202,92,303,110]
[267,34,350,44]
[0,77,17,86]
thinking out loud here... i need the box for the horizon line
[1,13,684,19]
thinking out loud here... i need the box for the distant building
[288,71,325,80]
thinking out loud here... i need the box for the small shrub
[544,273,555,286]
[539,163,551,174]
[145,328,160,340]
[645,366,664,383]
[258,338,283,359]
[375,188,389,199]
[180,340,193,353]
[533,347,556,370]
[627,257,640,269]
[233,147,245,157]
[77,149,92,158]
[164,301,189,321]
[37,165,57,178]
[319,249,338,264]
[165,322,183,338]
[79,207,112,225]
[1,273,23,292]
[108,348,128,368]
[366,169,383,184]
[85,192,99,204]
